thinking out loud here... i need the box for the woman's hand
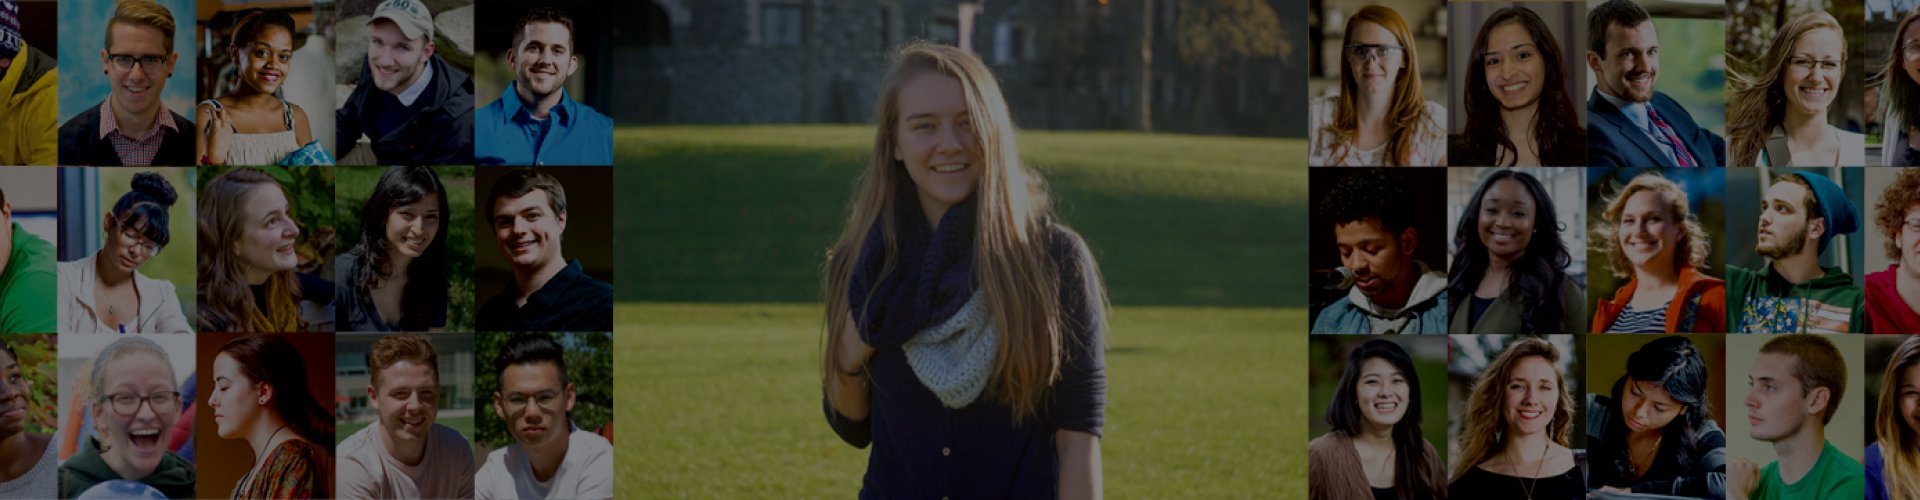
[205,107,233,165]
[836,312,875,375]
[826,310,874,422]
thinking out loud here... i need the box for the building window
[763,4,802,47]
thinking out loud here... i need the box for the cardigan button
[941,447,950,456]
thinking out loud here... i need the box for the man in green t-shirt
[0,185,51,333]
[1729,334,1864,500]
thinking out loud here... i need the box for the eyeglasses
[115,221,160,257]
[1788,56,1843,73]
[1904,218,1920,234]
[1903,43,1920,61]
[100,391,180,416]
[106,54,168,75]
[502,390,562,414]
[1344,44,1404,64]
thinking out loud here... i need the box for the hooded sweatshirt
[1727,264,1864,333]
[1310,262,1448,334]
[58,436,195,499]
[1864,264,1920,334]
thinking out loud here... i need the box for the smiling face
[1477,178,1537,261]
[1503,355,1560,437]
[495,362,575,449]
[1746,352,1817,442]
[102,22,174,119]
[207,352,261,440]
[1593,20,1659,103]
[1782,28,1844,117]
[1334,219,1412,300]
[510,21,576,100]
[236,25,292,95]
[0,349,28,440]
[492,189,565,271]
[94,353,176,478]
[1483,21,1545,111]
[1354,357,1409,429]
[233,184,299,284]
[1903,21,1920,87]
[366,19,431,94]
[1347,20,1403,98]
[1757,180,1816,259]
[370,360,438,452]
[1618,190,1681,273]
[385,194,441,260]
[1621,376,1686,434]
[1902,364,1920,437]
[893,73,982,222]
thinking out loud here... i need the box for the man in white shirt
[337,333,476,498]
[476,334,612,500]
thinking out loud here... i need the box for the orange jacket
[1591,267,1727,333]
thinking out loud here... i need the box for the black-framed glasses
[100,391,180,416]
[1344,44,1404,64]
[106,54,167,74]
[502,390,562,413]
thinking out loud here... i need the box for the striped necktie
[1647,107,1696,167]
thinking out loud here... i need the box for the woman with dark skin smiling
[197,9,321,166]
[1587,336,1727,497]
[0,337,54,498]
[1448,169,1584,334]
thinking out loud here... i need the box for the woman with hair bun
[59,171,191,333]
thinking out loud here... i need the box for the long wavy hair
[1880,11,1920,159]
[821,41,1109,420]
[1451,337,1575,482]
[343,166,448,330]
[1326,339,1441,500]
[1592,171,1711,279]
[217,334,334,447]
[1876,335,1920,499]
[1603,336,1713,480]
[1447,170,1572,333]
[1460,7,1587,166]
[197,167,302,333]
[1727,11,1846,166]
[1322,6,1429,166]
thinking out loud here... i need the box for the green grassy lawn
[615,303,1306,498]
[612,125,1307,308]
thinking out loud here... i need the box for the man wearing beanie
[0,0,54,166]
[1728,171,1866,333]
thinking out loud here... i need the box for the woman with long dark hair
[1449,6,1587,167]
[1587,336,1727,497]
[59,171,191,333]
[1448,169,1584,333]
[334,166,448,332]
[207,334,332,498]
[1309,339,1445,500]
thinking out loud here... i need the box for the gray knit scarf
[904,290,997,408]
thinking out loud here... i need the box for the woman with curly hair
[1449,6,1587,167]
[1448,169,1584,334]
[1865,168,1920,333]
[1590,171,1726,333]
[1448,337,1581,499]
[1726,11,1863,167]
[1309,6,1447,166]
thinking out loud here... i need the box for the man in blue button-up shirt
[475,7,613,166]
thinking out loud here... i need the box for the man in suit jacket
[1585,0,1725,167]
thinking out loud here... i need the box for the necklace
[1625,434,1663,479]
[1507,439,1550,500]
[236,425,289,495]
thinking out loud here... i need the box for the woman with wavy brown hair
[1876,10,1920,166]
[196,167,333,333]
[1449,6,1587,167]
[1449,337,1581,499]
[1589,171,1726,333]
[1727,11,1864,166]
[819,41,1110,498]
[1309,6,1447,166]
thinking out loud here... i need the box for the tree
[1173,0,1289,131]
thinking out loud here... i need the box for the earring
[258,398,266,405]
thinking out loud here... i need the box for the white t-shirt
[475,428,614,500]
[336,420,476,499]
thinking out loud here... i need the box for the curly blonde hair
[1875,168,1920,260]
[1591,172,1711,279]
[1451,337,1575,482]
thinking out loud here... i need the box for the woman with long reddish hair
[1310,6,1447,166]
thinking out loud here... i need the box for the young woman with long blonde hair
[820,41,1109,498]
[1868,335,1920,500]
[1726,11,1864,166]
[1448,337,1582,499]
[1309,6,1447,166]
[1876,10,1920,166]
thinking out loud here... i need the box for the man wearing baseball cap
[1726,171,1866,333]
[0,0,53,166]
[337,0,474,165]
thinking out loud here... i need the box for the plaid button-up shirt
[96,101,178,166]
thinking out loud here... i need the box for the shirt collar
[391,60,435,107]
[526,259,585,306]
[1595,87,1652,132]
[97,100,178,140]
[502,80,574,125]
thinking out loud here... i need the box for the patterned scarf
[248,273,301,332]
[850,195,996,407]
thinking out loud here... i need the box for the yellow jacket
[0,44,55,166]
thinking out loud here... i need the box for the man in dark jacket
[57,0,193,166]
[336,0,474,165]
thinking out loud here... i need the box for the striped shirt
[1608,303,1669,333]
[96,101,178,166]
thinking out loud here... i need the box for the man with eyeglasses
[1584,0,1725,167]
[337,0,475,165]
[0,184,53,334]
[57,0,193,166]
[338,333,475,498]
[1863,169,1920,333]
[477,334,612,500]
[59,336,194,498]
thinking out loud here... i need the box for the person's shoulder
[1306,431,1346,458]
[433,421,474,450]
[57,102,98,136]
[569,429,614,460]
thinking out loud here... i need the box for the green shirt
[1752,440,1864,500]
[0,222,52,333]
